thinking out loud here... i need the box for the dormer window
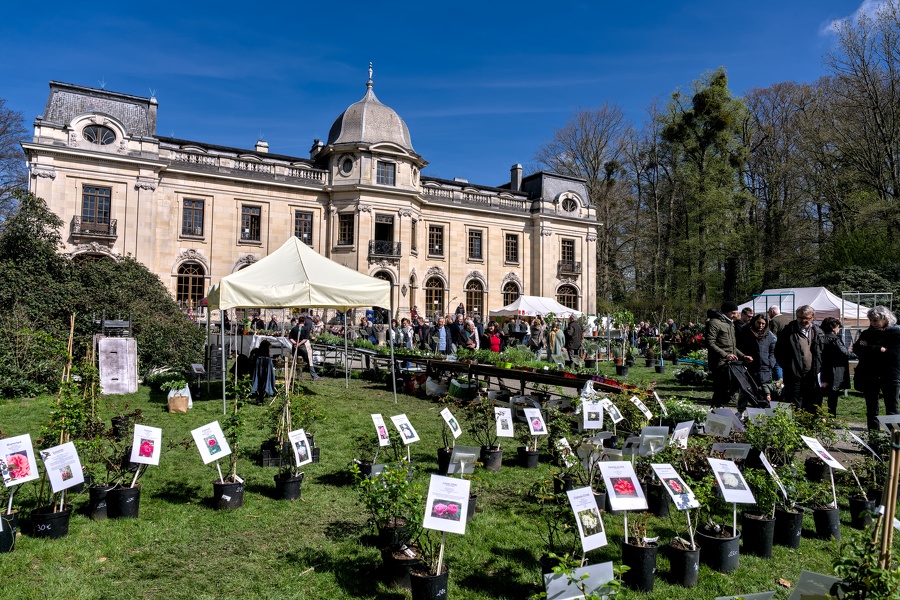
[82,124,116,145]
[376,161,395,186]
[561,197,577,212]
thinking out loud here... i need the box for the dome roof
[326,72,414,152]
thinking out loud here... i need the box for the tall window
[428,225,444,256]
[505,233,519,263]
[294,210,313,245]
[561,238,575,263]
[338,213,355,245]
[502,282,520,307]
[377,161,396,185]
[82,185,111,224]
[241,205,261,241]
[468,230,483,260]
[425,277,445,318]
[176,263,205,308]
[465,280,484,316]
[182,199,204,236]
[557,285,578,310]
[411,220,418,253]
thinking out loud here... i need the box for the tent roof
[206,237,391,311]
[738,287,870,323]
[489,295,581,318]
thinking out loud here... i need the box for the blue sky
[0,1,878,187]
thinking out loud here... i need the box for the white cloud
[821,0,888,35]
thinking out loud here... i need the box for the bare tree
[533,104,631,307]
[0,98,28,227]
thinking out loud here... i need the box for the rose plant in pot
[264,388,306,500]
[462,399,502,471]
[688,469,741,574]
[212,375,249,510]
[621,511,659,593]
[805,479,842,542]
[351,432,381,479]
[352,460,423,556]
[741,466,780,558]
[773,458,809,549]
[531,476,580,575]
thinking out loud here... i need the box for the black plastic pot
[437,447,452,476]
[645,359,654,367]
[358,461,374,479]
[742,513,775,558]
[593,491,606,514]
[88,483,117,521]
[539,553,561,575]
[553,474,576,495]
[603,435,620,449]
[410,567,449,600]
[30,505,72,539]
[655,365,666,374]
[644,482,670,517]
[107,485,141,519]
[377,522,411,551]
[622,540,658,592]
[697,526,740,574]
[584,358,597,369]
[518,446,540,469]
[274,472,304,501]
[849,495,876,529]
[0,510,19,553]
[480,446,502,472]
[615,365,629,377]
[311,446,320,464]
[212,480,244,510]
[381,547,421,590]
[812,507,841,541]
[774,507,803,549]
[666,541,700,588]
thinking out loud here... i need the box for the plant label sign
[544,560,615,600]
[423,474,470,535]
[759,452,788,501]
[708,458,755,504]
[582,399,604,430]
[800,436,845,471]
[567,486,607,551]
[440,408,463,440]
[653,391,668,416]
[448,446,480,474]
[288,428,313,467]
[130,425,162,466]
[494,407,514,438]
[599,398,623,424]
[670,421,693,449]
[651,463,699,510]
[629,395,653,420]
[0,433,40,487]
[639,426,669,456]
[371,414,391,447]
[711,443,752,460]
[704,413,733,438]
[191,421,231,464]
[622,436,642,456]
[524,408,548,436]
[712,408,745,432]
[788,570,841,600]
[598,461,648,511]
[876,414,900,434]
[745,407,772,422]
[845,430,882,461]
[390,414,420,444]
[556,438,577,468]
[769,401,792,417]
[39,442,84,493]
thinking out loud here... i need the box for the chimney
[148,97,158,136]
[510,163,523,191]
[255,140,269,153]
[310,139,324,159]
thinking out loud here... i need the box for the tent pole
[222,311,226,415]
[344,315,349,389]
[389,320,397,404]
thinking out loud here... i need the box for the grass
[0,364,886,599]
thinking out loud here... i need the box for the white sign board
[629,395,653,420]
[288,428,313,467]
[567,486,607,551]
[653,392,668,416]
[524,408,548,436]
[495,407,515,438]
[670,421,693,449]
[711,443,752,460]
[639,426,669,456]
[423,474,470,535]
[390,414,420,444]
[599,398,624,424]
[800,436,845,471]
[371,414,391,447]
[191,421,232,464]
[598,461,648,511]
[39,442,84,493]
[129,425,162,466]
[708,457,755,504]
[651,463,700,510]
[544,561,615,600]
[440,408,463,440]
[0,434,40,487]
[582,399,604,430]
[704,413,733,437]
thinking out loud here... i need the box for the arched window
[374,271,393,285]
[502,282,520,307]
[177,262,206,309]
[424,277,445,318]
[557,285,578,311]
[465,280,484,318]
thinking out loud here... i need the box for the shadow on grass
[457,558,538,599]
[154,480,204,505]
[284,545,406,598]
[324,519,369,542]
[314,468,355,488]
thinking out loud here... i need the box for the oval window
[341,158,353,175]
[83,124,116,145]
[562,198,577,212]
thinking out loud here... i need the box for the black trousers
[781,371,819,411]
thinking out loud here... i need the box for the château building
[23,72,597,319]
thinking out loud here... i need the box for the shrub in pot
[741,467,779,558]
[352,461,422,551]
[621,512,659,592]
[462,399,502,471]
[806,480,841,542]
[351,432,381,478]
[773,459,808,549]
[212,375,249,510]
[531,476,579,574]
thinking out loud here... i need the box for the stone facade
[24,78,597,318]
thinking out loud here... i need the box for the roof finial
[367,62,373,90]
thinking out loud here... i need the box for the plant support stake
[131,465,143,488]
[6,487,15,515]
[436,531,447,576]
[829,466,837,509]
[215,460,225,484]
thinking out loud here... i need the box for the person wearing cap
[706,301,752,409]
[774,305,824,411]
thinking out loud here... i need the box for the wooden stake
[216,460,225,484]
[436,531,447,575]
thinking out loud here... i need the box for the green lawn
[0,366,884,599]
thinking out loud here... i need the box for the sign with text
[567,486,607,551]
[651,463,699,510]
[524,408,548,436]
[708,457,755,504]
[495,407,515,438]
[191,421,232,464]
[390,414,420,444]
[801,436,845,471]
[629,395,653,420]
[599,398,623,424]
[0,434,39,487]
[288,428,313,467]
[598,461,648,511]
[39,442,85,493]
[582,399,604,430]
[423,474,470,535]
[440,408,463,440]
[711,443,752,460]
[130,425,162,466]
[670,421,693,449]
[371,414,391,447]
[704,413,733,438]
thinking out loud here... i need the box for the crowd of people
[706,300,900,428]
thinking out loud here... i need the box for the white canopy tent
[738,287,870,326]
[489,295,582,319]
[206,237,394,410]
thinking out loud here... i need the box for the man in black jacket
[774,305,824,411]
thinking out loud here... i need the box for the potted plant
[160,378,190,413]
[516,422,541,469]
[621,512,659,593]
[845,455,880,529]
[462,400,502,471]
[213,376,249,510]
[293,389,324,463]
[531,476,579,575]
[352,461,423,551]
[409,529,450,600]
[691,472,741,574]
[743,405,804,467]
[741,467,778,558]
[832,530,900,599]
[582,340,600,369]
[265,390,305,500]
[773,459,808,549]
[806,479,841,542]
[352,432,381,479]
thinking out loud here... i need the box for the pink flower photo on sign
[139,440,154,458]
[5,451,30,480]
[611,477,638,497]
